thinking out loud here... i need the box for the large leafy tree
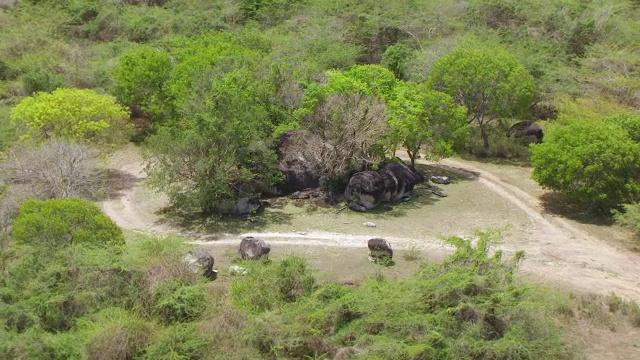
[388,81,468,167]
[10,88,129,145]
[143,35,284,214]
[113,45,173,121]
[428,48,535,148]
[530,118,640,213]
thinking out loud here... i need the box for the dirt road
[101,159,640,300]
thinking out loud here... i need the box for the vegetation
[428,47,536,148]
[0,0,639,357]
[530,118,640,213]
[2,216,609,359]
[10,88,129,145]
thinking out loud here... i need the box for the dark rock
[185,248,217,280]
[291,191,311,199]
[430,176,450,185]
[345,160,425,211]
[367,238,393,263]
[508,121,544,144]
[230,197,261,215]
[348,203,367,212]
[271,131,322,195]
[239,236,271,260]
[431,189,448,197]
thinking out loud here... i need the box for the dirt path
[436,158,640,300]
[102,159,640,300]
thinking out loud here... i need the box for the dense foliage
[10,88,129,145]
[531,118,640,213]
[428,47,536,148]
[1,219,591,359]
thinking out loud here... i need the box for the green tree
[113,45,173,121]
[428,47,535,148]
[530,119,640,213]
[12,198,125,249]
[388,81,468,166]
[10,88,129,145]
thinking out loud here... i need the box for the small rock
[431,189,448,197]
[230,265,249,276]
[431,176,451,185]
[348,203,368,212]
[185,248,217,280]
[362,222,377,227]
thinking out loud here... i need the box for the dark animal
[508,121,543,144]
[186,248,217,280]
[239,236,271,260]
[367,238,393,263]
[345,160,425,211]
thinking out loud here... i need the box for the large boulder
[508,121,543,144]
[239,236,271,260]
[367,238,393,263]
[344,161,425,211]
[270,131,322,195]
[185,248,217,280]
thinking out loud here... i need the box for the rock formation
[239,236,271,260]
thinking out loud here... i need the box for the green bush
[142,323,209,360]
[231,256,316,314]
[614,203,640,235]
[152,281,208,324]
[531,118,640,213]
[12,198,125,249]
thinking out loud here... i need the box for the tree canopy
[387,81,469,166]
[428,47,536,148]
[10,88,129,145]
[530,118,640,213]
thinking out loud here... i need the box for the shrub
[152,281,207,324]
[10,88,129,145]
[1,140,103,199]
[614,203,640,234]
[531,118,640,213]
[79,308,155,360]
[142,323,208,360]
[12,198,125,249]
[231,256,316,313]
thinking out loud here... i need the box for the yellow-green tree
[10,88,129,145]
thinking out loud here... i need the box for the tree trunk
[480,125,490,149]
[407,149,417,168]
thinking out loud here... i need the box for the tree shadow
[100,169,142,200]
[155,205,294,235]
[414,163,479,182]
[460,153,532,168]
[539,192,613,226]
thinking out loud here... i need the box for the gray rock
[508,121,544,144]
[239,236,271,260]
[345,160,425,211]
[367,238,393,263]
[362,222,377,227]
[431,176,450,185]
[185,248,217,280]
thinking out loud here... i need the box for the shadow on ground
[101,168,141,200]
[539,192,613,226]
[460,153,531,168]
[155,205,294,234]
[416,163,479,182]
